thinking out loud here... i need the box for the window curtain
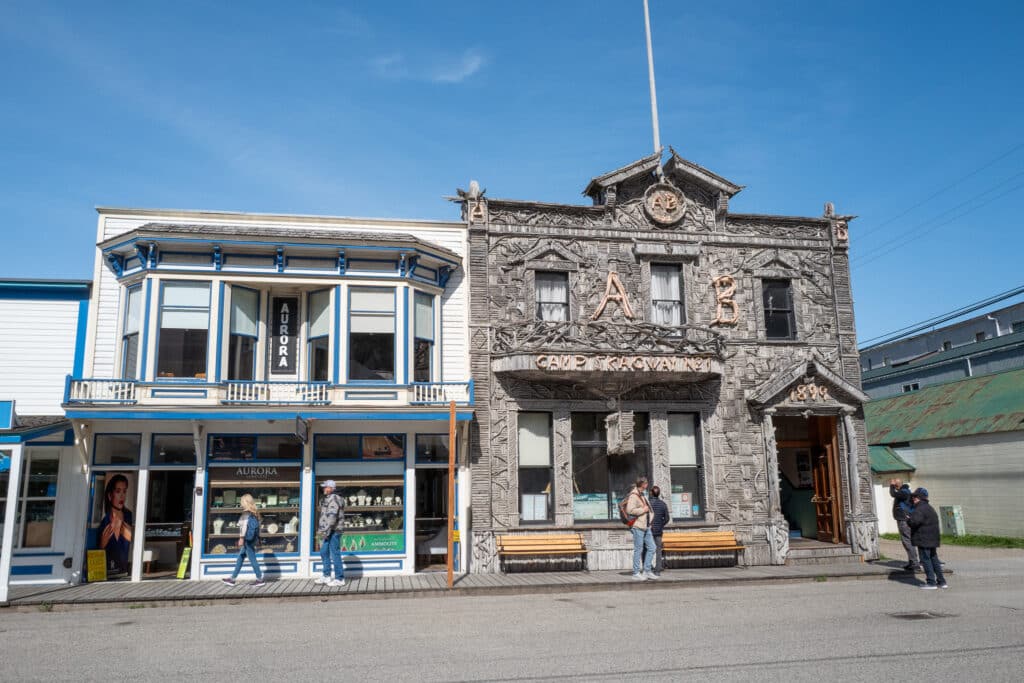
[651,265,681,326]
[536,272,568,322]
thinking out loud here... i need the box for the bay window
[307,288,331,382]
[121,285,142,379]
[668,413,704,520]
[228,286,259,381]
[518,413,553,522]
[650,264,684,326]
[413,291,434,382]
[348,287,395,381]
[157,281,210,378]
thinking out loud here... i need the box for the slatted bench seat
[662,531,745,566]
[496,533,588,572]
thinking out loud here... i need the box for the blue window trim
[226,284,260,381]
[92,433,143,467]
[310,467,408,556]
[73,298,89,377]
[402,287,410,383]
[332,285,342,384]
[412,290,435,383]
[150,433,199,467]
[206,433,304,463]
[139,279,153,381]
[121,284,143,379]
[346,286,397,385]
[214,282,225,382]
[155,280,212,381]
[312,433,407,462]
[306,287,333,382]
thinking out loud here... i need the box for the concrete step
[786,544,862,565]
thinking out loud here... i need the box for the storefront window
[668,413,704,520]
[414,434,448,464]
[209,435,303,461]
[157,281,211,378]
[307,288,331,382]
[321,475,404,553]
[151,434,197,466]
[206,466,301,555]
[228,286,259,381]
[121,285,142,379]
[571,413,650,521]
[348,287,395,381]
[413,291,434,382]
[20,451,59,548]
[0,450,9,536]
[518,413,553,522]
[314,434,405,461]
[94,434,142,466]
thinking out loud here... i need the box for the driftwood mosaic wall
[462,153,877,572]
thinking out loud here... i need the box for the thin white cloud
[370,48,487,84]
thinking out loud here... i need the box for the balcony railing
[491,320,726,357]
[64,377,473,407]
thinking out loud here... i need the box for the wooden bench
[661,531,745,567]
[496,533,588,572]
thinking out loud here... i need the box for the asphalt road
[2,546,1022,682]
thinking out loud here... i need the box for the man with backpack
[889,478,920,572]
[623,476,657,581]
[316,480,347,587]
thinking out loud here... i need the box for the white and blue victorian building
[54,207,472,584]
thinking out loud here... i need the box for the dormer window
[536,272,569,322]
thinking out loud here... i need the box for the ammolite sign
[534,354,712,373]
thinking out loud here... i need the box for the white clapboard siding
[909,431,1024,538]
[0,298,80,414]
[91,212,470,382]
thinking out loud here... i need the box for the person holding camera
[889,478,920,572]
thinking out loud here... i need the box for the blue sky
[2,1,1022,343]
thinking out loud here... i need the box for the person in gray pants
[889,478,920,571]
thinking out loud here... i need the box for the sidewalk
[3,557,904,610]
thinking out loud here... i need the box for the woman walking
[222,493,265,587]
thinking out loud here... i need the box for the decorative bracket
[338,249,346,275]
[275,247,285,273]
[212,245,223,271]
[438,265,453,288]
[105,253,125,277]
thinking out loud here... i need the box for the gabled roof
[582,150,663,199]
[582,147,744,201]
[869,445,915,474]
[664,147,743,197]
[865,367,1024,444]
[746,354,869,407]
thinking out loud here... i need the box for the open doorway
[414,468,448,571]
[775,415,844,544]
[143,471,194,579]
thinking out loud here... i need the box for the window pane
[94,434,142,466]
[349,333,395,380]
[414,292,434,340]
[309,289,331,338]
[162,281,210,307]
[609,445,649,510]
[350,312,394,333]
[23,456,59,497]
[414,339,432,383]
[536,272,568,303]
[416,434,449,463]
[670,467,703,519]
[765,312,793,339]
[230,287,259,336]
[572,445,610,520]
[668,414,698,466]
[518,413,552,466]
[124,287,142,335]
[122,334,139,380]
[350,287,394,311]
[22,501,55,547]
[151,435,197,465]
[157,329,209,377]
[209,435,256,460]
[310,336,330,381]
[570,413,605,443]
[315,434,361,460]
[519,469,553,521]
[228,335,255,380]
[257,435,303,460]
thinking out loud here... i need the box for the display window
[87,471,138,579]
[667,413,705,520]
[314,474,405,554]
[205,466,301,555]
[314,434,405,461]
[571,413,651,522]
[414,434,450,464]
[2,450,60,549]
[93,434,142,466]
[151,434,197,466]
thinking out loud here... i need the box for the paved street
[2,545,1022,682]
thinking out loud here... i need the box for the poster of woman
[89,472,137,578]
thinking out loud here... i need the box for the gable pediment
[746,354,868,410]
[744,249,800,275]
[511,240,582,270]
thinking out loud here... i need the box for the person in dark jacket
[889,478,920,571]
[907,488,947,590]
[648,486,671,576]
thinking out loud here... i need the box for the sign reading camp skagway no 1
[534,354,712,373]
[271,296,298,374]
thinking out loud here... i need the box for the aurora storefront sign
[534,354,713,373]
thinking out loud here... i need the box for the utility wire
[858,284,1024,350]
[855,141,1024,244]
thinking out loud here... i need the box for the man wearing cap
[889,478,920,572]
[316,479,346,587]
[907,487,947,590]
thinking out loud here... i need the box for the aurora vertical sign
[271,297,298,374]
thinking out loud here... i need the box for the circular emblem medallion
[643,183,687,225]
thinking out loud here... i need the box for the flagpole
[643,0,661,156]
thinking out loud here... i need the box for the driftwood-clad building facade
[460,149,878,572]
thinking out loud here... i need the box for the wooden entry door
[810,418,843,543]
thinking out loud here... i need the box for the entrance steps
[785,540,862,566]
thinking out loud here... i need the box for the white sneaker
[631,573,647,581]
[314,576,330,585]
[644,572,659,580]
[328,578,346,587]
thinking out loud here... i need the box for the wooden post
[447,400,456,589]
